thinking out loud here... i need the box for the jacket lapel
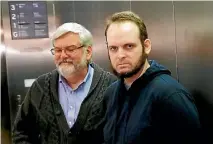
[70,63,103,132]
[49,69,70,134]
[87,63,103,97]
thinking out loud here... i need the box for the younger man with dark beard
[103,11,201,144]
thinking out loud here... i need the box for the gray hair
[52,22,93,47]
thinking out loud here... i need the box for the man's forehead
[53,34,81,47]
[56,32,79,39]
[107,22,139,39]
[108,21,138,31]
[107,22,140,44]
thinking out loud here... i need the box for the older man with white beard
[12,22,116,144]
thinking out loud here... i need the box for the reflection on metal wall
[174,1,213,142]
[1,1,56,133]
[131,1,177,78]
[1,1,213,143]
[1,5,12,143]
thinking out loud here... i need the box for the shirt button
[69,121,72,125]
[55,109,61,115]
[70,105,73,109]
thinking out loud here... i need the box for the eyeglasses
[50,45,84,55]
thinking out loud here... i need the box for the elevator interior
[1,1,213,143]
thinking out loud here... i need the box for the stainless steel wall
[1,1,213,143]
[1,1,56,132]
[174,1,213,141]
[1,3,12,143]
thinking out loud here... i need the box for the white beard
[57,63,76,78]
[56,51,88,78]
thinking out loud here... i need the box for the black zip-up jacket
[103,60,201,144]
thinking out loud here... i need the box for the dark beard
[111,53,147,78]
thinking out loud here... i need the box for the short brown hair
[105,11,148,43]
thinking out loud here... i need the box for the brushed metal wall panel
[174,1,213,141]
[2,1,56,127]
[131,1,177,78]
